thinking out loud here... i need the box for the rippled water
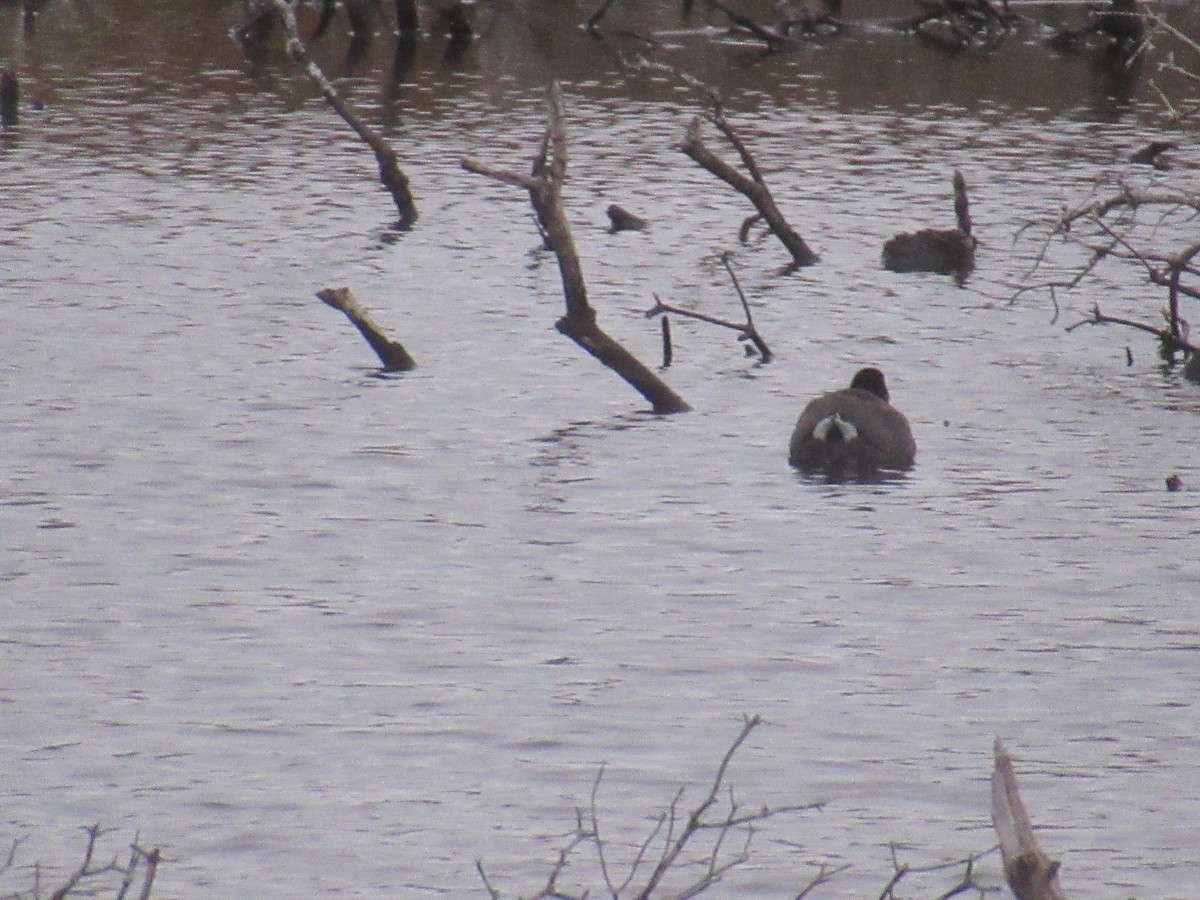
[2,1,1200,897]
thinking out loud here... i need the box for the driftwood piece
[317,287,416,371]
[991,739,1068,900]
[462,84,690,414]
[269,0,419,228]
[883,170,976,279]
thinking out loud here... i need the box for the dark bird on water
[789,367,916,479]
[882,170,975,280]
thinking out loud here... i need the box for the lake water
[2,1,1199,897]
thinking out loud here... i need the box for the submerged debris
[606,204,648,232]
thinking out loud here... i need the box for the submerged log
[462,84,690,414]
[882,170,976,278]
[606,204,648,232]
[991,739,1069,900]
[317,287,416,372]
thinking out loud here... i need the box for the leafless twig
[3,826,161,900]
[645,253,773,361]
[478,715,826,899]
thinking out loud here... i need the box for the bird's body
[788,367,916,479]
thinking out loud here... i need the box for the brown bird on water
[789,367,916,479]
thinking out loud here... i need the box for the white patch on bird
[813,413,858,442]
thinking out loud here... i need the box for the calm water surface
[2,1,1199,897]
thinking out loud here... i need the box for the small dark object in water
[1096,0,1145,50]
[607,204,648,232]
[789,367,916,479]
[438,0,474,42]
[1,69,19,127]
[1050,0,1146,59]
[1166,473,1183,492]
[883,170,976,278]
[1184,352,1200,384]
[1129,141,1176,168]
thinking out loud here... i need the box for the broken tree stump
[991,739,1069,900]
[462,83,690,414]
[317,287,416,371]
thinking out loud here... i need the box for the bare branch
[645,252,773,361]
[318,286,416,372]
[631,59,816,268]
[461,83,689,414]
[792,862,852,899]
[992,739,1068,900]
[475,860,501,899]
[268,0,418,227]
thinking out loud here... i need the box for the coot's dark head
[849,367,889,402]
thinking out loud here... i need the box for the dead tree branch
[679,111,818,269]
[3,825,161,900]
[876,843,1000,900]
[991,740,1068,900]
[1018,181,1200,359]
[792,861,851,899]
[269,0,418,228]
[645,253,773,361]
[1064,304,1198,356]
[636,61,816,269]
[478,715,825,899]
[462,83,690,414]
[317,286,416,371]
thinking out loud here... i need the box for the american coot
[788,367,916,479]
